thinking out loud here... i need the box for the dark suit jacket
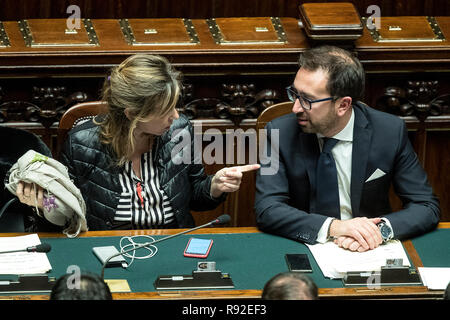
[254,102,440,244]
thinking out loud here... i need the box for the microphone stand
[0,245,51,254]
[100,219,219,279]
[0,248,30,254]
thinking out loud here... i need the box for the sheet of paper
[418,267,450,290]
[0,234,52,274]
[306,240,411,279]
[104,279,131,293]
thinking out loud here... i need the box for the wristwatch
[377,220,393,243]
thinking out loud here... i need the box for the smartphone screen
[184,238,213,258]
[285,254,313,272]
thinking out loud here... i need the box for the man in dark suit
[255,45,440,252]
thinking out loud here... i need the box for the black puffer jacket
[60,114,225,230]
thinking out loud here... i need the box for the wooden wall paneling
[189,120,260,227]
[221,122,259,227]
[1,1,450,20]
[190,125,229,227]
[1,14,450,226]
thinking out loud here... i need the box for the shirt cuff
[316,217,335,243]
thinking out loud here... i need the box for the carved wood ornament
[377,81,449,121]
[178,83,281,126]
[0,87,88,128]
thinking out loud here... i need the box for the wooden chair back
[57,101,108,157]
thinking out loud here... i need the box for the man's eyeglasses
[286,85,334,110]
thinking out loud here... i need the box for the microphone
[100,214,231,279]
[27,243,52,253]
[212,214,231,225]
[0,243,52,254]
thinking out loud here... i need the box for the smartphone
[183,238,213,258]
[285,254,313,272]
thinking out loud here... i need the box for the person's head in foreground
[50,272,112,300]
[262,272,318,300]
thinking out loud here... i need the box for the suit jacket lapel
[298,131,320,212]
[351,105,372,217]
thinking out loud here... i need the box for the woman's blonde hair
[98,54,181,166]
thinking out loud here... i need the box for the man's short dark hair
[298,45,365,101]
[262,272,318,300]
[50,272,113,300]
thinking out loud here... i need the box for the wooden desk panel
[0,18,305,63]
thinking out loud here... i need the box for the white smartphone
[93,246,128,268]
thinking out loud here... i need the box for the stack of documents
[418,267,450,290]
[306,240,411,279]
[0,234,52,274]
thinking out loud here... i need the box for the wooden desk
[0,223,448,300]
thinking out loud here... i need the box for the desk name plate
[0,274,55,294]
[154,261,234,290]
[343,259,423,287]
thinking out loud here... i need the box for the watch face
[380,224,392,239]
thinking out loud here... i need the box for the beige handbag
[5,150,88,237]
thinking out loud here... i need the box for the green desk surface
[43,232,344,293]
[8,227,445,295]
[411,228,450,267]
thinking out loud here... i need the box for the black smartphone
[285,254,313,272]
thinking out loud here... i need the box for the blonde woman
[19,54,259,230]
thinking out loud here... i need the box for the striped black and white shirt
[114,151,175,229]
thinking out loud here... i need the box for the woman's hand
[16,181,44,210]
[210,164,260,198]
